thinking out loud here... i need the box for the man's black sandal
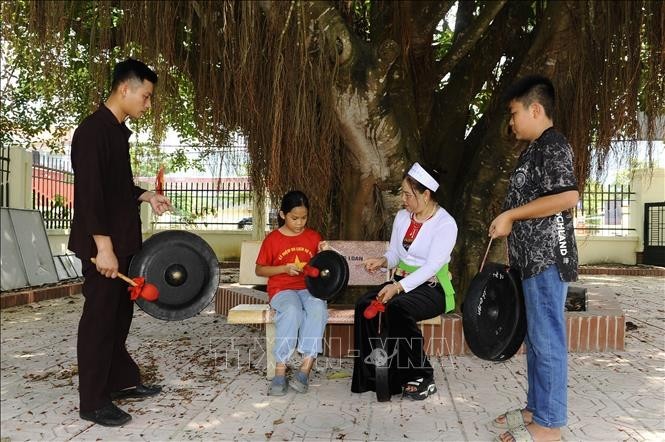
[402,377,437,400]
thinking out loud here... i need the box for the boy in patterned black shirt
[489,75,579,442]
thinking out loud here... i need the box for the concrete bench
[227,240,442,379]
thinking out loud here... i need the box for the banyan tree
[2,0,664,302]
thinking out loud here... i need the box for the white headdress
[407,162,439,192]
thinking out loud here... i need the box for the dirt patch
[23,364,78,387]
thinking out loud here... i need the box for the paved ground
[1,274,663,441]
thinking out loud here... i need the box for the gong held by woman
[351,162,457,401]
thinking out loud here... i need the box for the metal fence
[0,145,9,207]
[148,179,254,230]
[29,148,256,231]
[27,148,637,236]
[32,152,74,229]
[573,183,635,236]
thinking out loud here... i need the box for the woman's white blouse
[383,208,458,293]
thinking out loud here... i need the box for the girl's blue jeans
[522,264,568,428]
[269,289,328,364]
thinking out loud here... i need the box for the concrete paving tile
[9,393,79,423]
[301,430,341,441]
[187,396,289,434]
[1,382,76,418]
[188,409,282,432]
[0,418,93,441]
[2,275,664,442]
[365,411,445,440]
[394,410,442,431]
[119,399,215,431]
[448,411,502,441]
[568,390,628,420]
[296,408,362,432]
[265,422,308,441]
[175,423,300,441]
[633,418,665,440]
[581,370,663,393]
[569,353,652,372]
[71,427,178,441]
[566,415,647,441]
[233,433,281,442]
[598,391,665,420]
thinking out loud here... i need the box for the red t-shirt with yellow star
[256,227,323,299]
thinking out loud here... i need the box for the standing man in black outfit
[68,58,172,426]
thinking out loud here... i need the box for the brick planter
[579,266,665,276]
[1,280,83,309]
[215,284,268,316]
[216,284,625,357]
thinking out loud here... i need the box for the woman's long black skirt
[351,279,446,396]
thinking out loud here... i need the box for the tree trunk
[451,0,576,303]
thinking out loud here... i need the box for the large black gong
[305,250,349,301]
[129,230,220,321]
[462,262,526,361]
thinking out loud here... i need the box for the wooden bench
[227,240,442,379]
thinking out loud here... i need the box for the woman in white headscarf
[351,163,458,401]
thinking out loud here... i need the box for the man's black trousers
[77,256,140,412]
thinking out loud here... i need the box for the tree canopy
[2,0,663,299]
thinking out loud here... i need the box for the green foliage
[130,141,206,178]
[433,23,454,65]
[1,0,232,158]
[177,206,218,226]
[1,32,97,152]
[337,0,372,41]
[613,158,650,186]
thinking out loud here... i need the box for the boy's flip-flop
[493,409,530,430]
[495,423,535,442]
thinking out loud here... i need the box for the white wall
[170,230,252,261]
[575,234,639,265]
[8,147,32,209]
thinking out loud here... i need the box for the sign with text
[327,241,389,286]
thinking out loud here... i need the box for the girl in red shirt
[255,191,327,396]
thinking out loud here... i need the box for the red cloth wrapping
[127,277,159,301]
[155,165,165,195]
[363,299,385,319]
[303,265,320,278]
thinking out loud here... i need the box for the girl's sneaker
[290,370,309,393]
[268,375,289,396]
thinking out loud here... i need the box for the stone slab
[327,240,389,286]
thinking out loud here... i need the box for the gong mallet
[90,258,160,301]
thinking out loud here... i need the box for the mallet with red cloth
[90,258,159,301]
[363,297,390,402]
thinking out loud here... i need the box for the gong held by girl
[351,162,458,401]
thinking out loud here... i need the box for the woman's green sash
[397,261,455,313]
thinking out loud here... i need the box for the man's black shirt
[68,104,146,260]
